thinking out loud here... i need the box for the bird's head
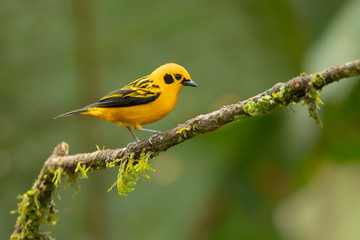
[150,63,198,91]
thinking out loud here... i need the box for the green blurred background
[1,0,360,239]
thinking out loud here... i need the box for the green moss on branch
[107,150,155,195]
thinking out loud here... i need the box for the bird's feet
[148,132,164,145]
[126,140,140,150]
[148,135,156,145]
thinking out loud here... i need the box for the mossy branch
[11,59,360,239]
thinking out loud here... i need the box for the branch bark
[11,59,360,239]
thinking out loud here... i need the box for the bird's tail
[54,108,88,119]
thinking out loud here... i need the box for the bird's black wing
[85,77,161,108]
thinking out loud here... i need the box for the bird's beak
[181,79,198,87]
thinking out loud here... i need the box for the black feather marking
[126,77,148,88]
[136,79,150,87]
[105,88,135,97]
[85,93,160,108]
[164,74,174,84]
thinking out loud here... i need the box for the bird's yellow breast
[83,89,180,127]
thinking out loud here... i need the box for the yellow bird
[55,63,197,141]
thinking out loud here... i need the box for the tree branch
[11,59,360,240]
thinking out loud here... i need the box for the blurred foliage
[1,0,360,239]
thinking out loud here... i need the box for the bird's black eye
[174,74,182,80]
